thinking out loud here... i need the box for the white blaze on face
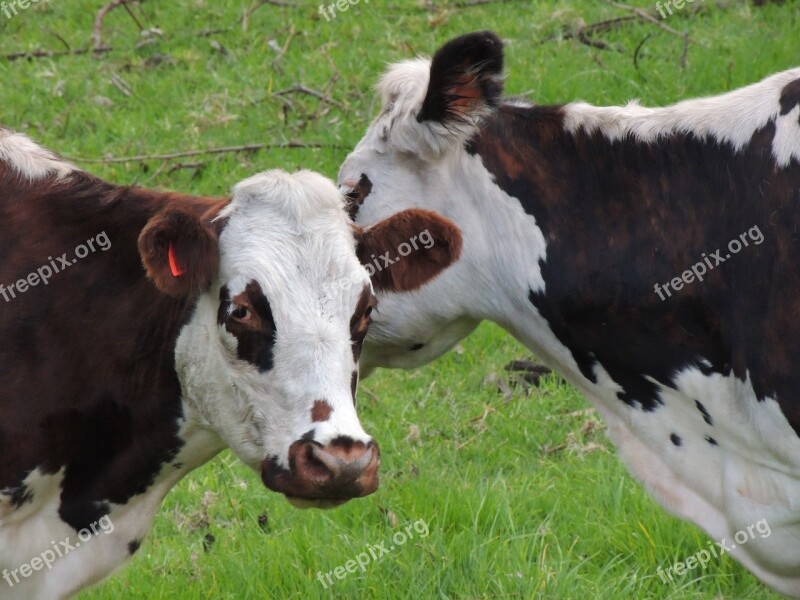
[175,170,374,471]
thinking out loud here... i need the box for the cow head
[338,31,504,375]
[138,170,457,507]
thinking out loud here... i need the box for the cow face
[338,32,504,375]
[138,170,458,507]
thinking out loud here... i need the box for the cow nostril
[309,444,346,481]
[301,443,336,482]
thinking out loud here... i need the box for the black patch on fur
[705,435,719,446]
[695,400,713,426]
[346,174,373,220]
[218,282,277,373]
[670,433,682,447]
[779,78,800,116]
[474,101,800,431]
[6,481,34,508]
[128,540,141,555]
[417,31,504,124]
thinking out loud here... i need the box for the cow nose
[261,437,380,505]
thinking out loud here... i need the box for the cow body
[0,125,446,598]
[339,32,800,596]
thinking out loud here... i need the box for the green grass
[2,0,797,597]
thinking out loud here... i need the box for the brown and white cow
[339,31,800,596]
[0,127,460,598]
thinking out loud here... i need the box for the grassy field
[2,0,799,598]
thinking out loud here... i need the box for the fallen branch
[539,16,636,49]
[3,47,112,61]
[604,0,702,45]
[68,141,346,164]
[273,84,345,110]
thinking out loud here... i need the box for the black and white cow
[0,127,460,598]
[338,31,800,596]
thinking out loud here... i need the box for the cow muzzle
[261,437,380,508]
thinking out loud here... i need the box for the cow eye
[345,189,360,201]
[231,306,251,321]
[364,306,373,319]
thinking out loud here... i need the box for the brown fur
[356,209,463,292]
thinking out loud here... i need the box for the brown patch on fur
[138,198,226,298]
[311,400,333,423]
[350,284,374,362]
[0,162,229,531]
[356,209,463,292]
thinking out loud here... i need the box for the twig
[242,0,295,30]
[540,16,636,49]
[168,161,205,174]
[273,84,345,110]
[49,30,71,52]
[93,0,143,51]
[3,47,112,61]
[578,28,612,50]
[680,31,690,69]
[110,73,133,97]
[633,33,652,70]
[604,0,704,45]
[68,141,346,164]
[121,1,144,32]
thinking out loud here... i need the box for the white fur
[339,61,800,596]
[370,58,502,160]
[563,67,800,168]
[0,128,76,181]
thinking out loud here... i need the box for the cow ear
[356,209,463,292]
[138,206,219,298]
[417,30,504,125]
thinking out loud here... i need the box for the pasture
[2,0,798,598]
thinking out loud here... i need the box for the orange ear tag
[168,242,186,278]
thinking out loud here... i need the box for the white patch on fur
[581,365,800,597]
[563,68,800,168]
[0,128,76,182]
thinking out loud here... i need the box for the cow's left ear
[355,209,463,292]
[417,30,504,125]
[138,206,219,298]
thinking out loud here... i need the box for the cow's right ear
[138,207,219,298]
[355,209,463,293]
[417,30,504,126]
